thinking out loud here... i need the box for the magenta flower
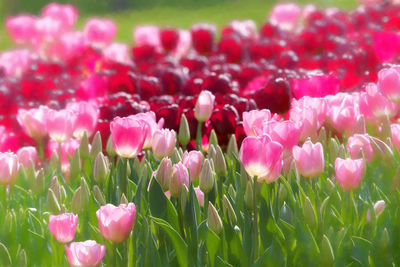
[292,141,324,178]
[65,240,106,267]
[129,112,163,149]
[6,15,37,45]
[260,120,301,154]
[110,116,148,158]
[96,203,136,243]
[239,135,283,183]
[46,109,76,143]
[0,152,19,186]
[335,158,364,191]
[48,213,78,243]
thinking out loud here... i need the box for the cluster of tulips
[2,0,400,266]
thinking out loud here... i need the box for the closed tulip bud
[106,135,116,157]
[155,158,173,191]
[79,131,90,159]
[71,187,83,214]
[93,152,110,184]
[228,184,236,199]
[303,196,317,229]
[90,132,102,160]
[367,200,386,222]
[194,90,215,122]
[120,193,128,205]
[335,158,364,191]
[317,127,327,147]
[328,138,339,163]
[215,145,227,177]
[199,159,215,193]
[96,203,136,243]
[169,162,189,197]
[0,152,19,186]
[182,150,203,182]
[278,183,287,204]
[48,213,78,243]
[227,134,238,158]
[180,184,189,213]
[33,168,45,194]
[292,141,324,178]
[69,148,81,181]
[207,202,223,235]
[194,187,204,207]
[178,114,190,148]
[49,176,61,202]
[171,148,182,164]
[81,177,90,203]
[65,240,106,267]
[47,188,61,214]
[245,180,253,211]
[207,144,216,162]
[209,130,218,148]
[380,228,390,249]
[240,164,250,189]
[18,249,27,267]
[223,195,237,225]
[337,144,347,159]
[93,185,106,206]
[152,129,176,160]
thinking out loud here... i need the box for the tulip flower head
[0,152,20,186]
[182,150,203,181]
[335,158,364,191]
[194,90,215,122]
[292,140,324,178]
[151,129,176,159]
[65,240,106,267]
[48,213,78,243]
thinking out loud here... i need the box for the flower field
[1,0,400,266]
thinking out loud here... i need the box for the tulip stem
[37,138,44,162]
[121,158,128,198]
[252,176,259,262]
[196,122,202,151]
[204,193,209,221]
[176,197,186,240]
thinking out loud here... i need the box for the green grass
[0,0,358,50]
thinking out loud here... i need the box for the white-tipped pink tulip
[17,146,37,168]
[239,135,283,183]
[17,106,50,140]
[0,152,19,186]
[335,158,364,191]
[151,129,176,159]
[194,90,215,122]
[65,240,106,267]
[96,203,136,243]
[48,213,78,243]
[67,101,99,139]
[46,109,76,143]
[292,141,324,178]
[346,134,374,162]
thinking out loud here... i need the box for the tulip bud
[214,145,227,177]
[18,249,27,267]
[227,135,238,158]
[180,184,189,213]
[93,185,106,206]
[303,196,317,229]
[33,168,45,194]
[328,138,339,163]
[199,159,215,193]
[240,164,250,189]
[106,135,116,157]
[209,130,218,148]
[317,127,327,148]
[366,200,386,222]
[207,202,223,235]
[228,184,236,200]
[178,114,190,148]
[49,176,61,202]
[354,114,366,135]
[207,144,216,162]
[50,152,59,170]
[47,188,61,214]
[120,193,128,205]
[223,195,237,225]
[69,148,81,181]
[194,90,215,122]
[319,235,334,266]
[245,180,253,211]
[380,228,390,249]
[278,183,287,204]
[151,129,177,159]
[93,152,110,184]
[155,158,173,191]
[194,187,204,207]
[81,177,91,204]
[90,131,102,160]
[79,131,90,159]
[337,144,347,159]
[169,163,189,197]
[71,187,82,214]
[171,148,182,164]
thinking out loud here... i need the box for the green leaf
[151,217,188,267]
[215,256,233,267]
[206,228,221,267]
[320,235,334,266]
[0,242,12,265]
[148,177,179,231]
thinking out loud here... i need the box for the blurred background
[0,0,358,49]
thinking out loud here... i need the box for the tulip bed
[3,1,400,266]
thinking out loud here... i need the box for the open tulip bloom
[3,1,400,266]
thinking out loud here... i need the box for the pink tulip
[378,67,400,103]
[326,94,360,136]
[0,152,19,186]
[242,109,281,137]
[391,123,400,151]
[151,129,176,159]
[182,150,203,181]
[269,3,301,31]
[169,162,190,197]
[171,30,192,58]
[359,83,398,120]
[129,112,163,149]
[65,240,106,267]
[110,116,148,158]
[96,203,136,243]
[77,74,108,101]
[67,101,99,139]
[35,16,66,43]
[260,120,301,154]
[194,187,204,207]
[346,134,374,162]
[42,3,78,29]
[47,109,76,143]
[0,49,31,77]
[290,108,319,141]
[292,141,324,178]
[51,31,87,61]
[17,146,37,168]
[133,25,161,47]
[103,43,131,64]
[6,15,37,45]
[17,106,49,139]
[194,90,215,122]
[84,18,117,47]
[47,138,80,165]
[48,213,78,243]
[335,158,364,191]
[239,135,283,183]
[366,200,386,222]
[291,73,340,99]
